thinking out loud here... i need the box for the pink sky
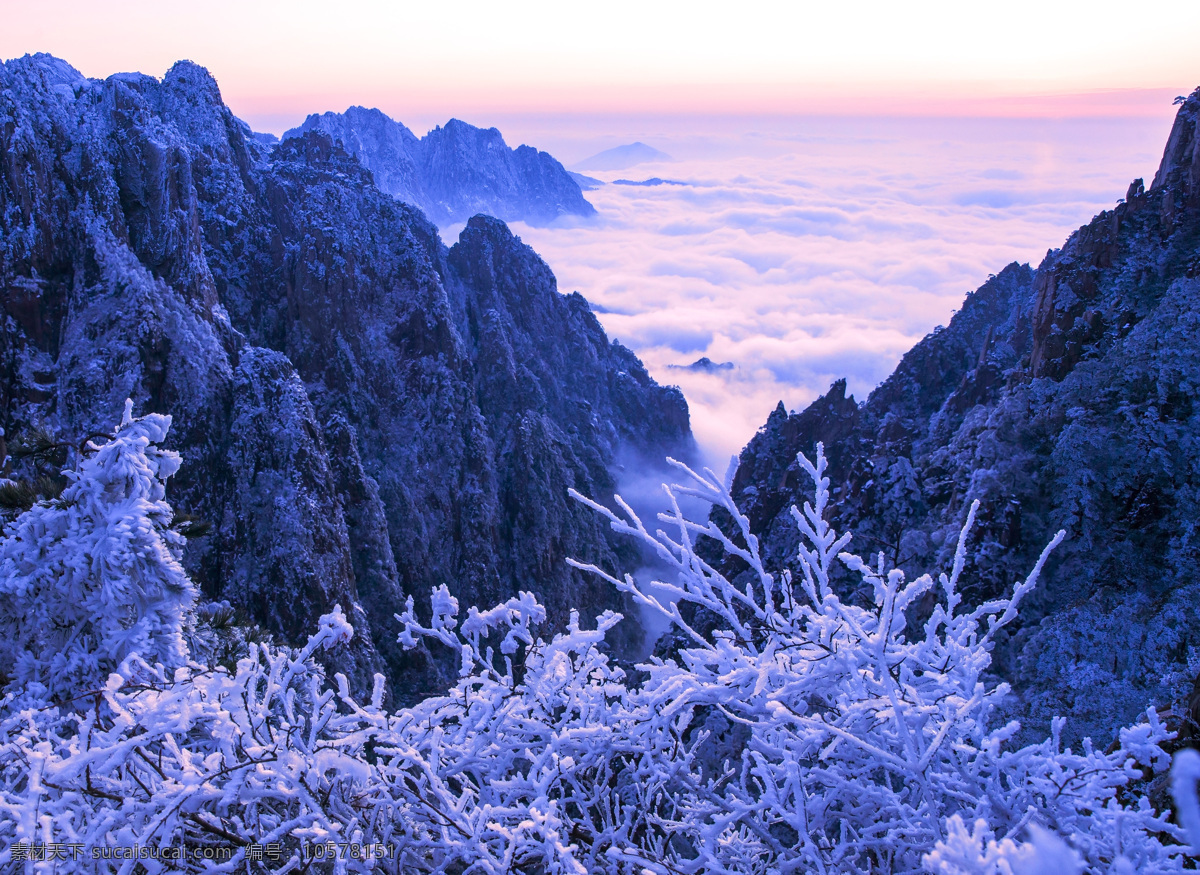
[4,1,1200,131]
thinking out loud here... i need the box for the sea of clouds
[444,113,1174,468]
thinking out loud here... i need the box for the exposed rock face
[730,89,1200,745]
[287,107,595,227]
[0,55,691,701]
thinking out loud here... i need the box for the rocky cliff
[0,55,691,701]
[287,107,595,227]
[729,90,1200,745]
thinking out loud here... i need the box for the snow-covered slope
[728,88,1200,745]
[286,107,596,226]
[0,54,691,701]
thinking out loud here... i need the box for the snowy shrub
[0,401,196,699]
[1171,748,1200,855]
[0,423,1190,873]
[0,607,365,868]
[567,445,1188,873]
[0,414,640,872]
[922,815,1083,875]
[391,593,643,873]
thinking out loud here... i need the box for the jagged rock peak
[1152,86,1200,192]
[730,89,1200,747]
[0,53,692,703]
[162,60,223,100]
[8,52,87,88]
[285,107,595,227]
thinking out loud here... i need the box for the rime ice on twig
[568,443,1183,873]
[0,433,1189,873]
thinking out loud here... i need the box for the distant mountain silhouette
[668,357,734,373]
[612,178,688,187]
[286,107,594,226]
[574,142,672,172]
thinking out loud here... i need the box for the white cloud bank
[458,113,1175,468]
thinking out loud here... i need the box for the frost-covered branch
[0,412,1189,873]
[567,443,1186,873]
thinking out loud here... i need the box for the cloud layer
[453,114,1174,468]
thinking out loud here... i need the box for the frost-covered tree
[0,401,195,699]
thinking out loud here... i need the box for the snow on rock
[730,87,1200,746]
[0,53,693,703]
[287,107,596,226]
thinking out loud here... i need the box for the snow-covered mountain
[4,52,1198,871]
[0,54,690,701]
[726,88,1200,746]
[285,106,596,226]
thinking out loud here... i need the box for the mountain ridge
[727,87,1200,744]
[286,106,595,226]
[0,53,691,701]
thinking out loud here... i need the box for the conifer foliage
[0,401,195,700]
[0,411,1192,872]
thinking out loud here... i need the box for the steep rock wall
[0,54,692,700]
[289,107,595,226]
[729,90,1200,744]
